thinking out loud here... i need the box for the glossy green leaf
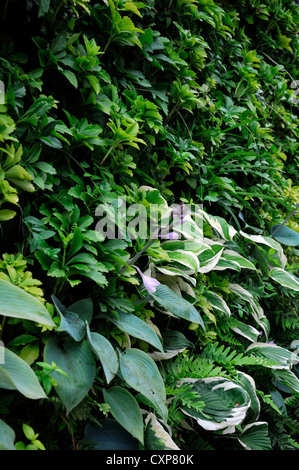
[44,336,96,414]
[0,279,55,327]
[238,422,272,450]
[119,348,167,421]
[103,386,144,444]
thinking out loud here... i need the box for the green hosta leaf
[105,310,163,352]
[86,323,118,384]
[103,386,144,444]
[44,337,96,414]
[271,224,299,246]
[144,413,180,450]
[238,422,272,450]
[0,346,47,399]
[152,284,205,330]
[84,420,139,450]
[180,377,250,434]
[119,348,167,421]
[0,279,55,327]
[269,267,299,292]
[246,343,298,369]
[0,419,16,450]
[52,295,86,342]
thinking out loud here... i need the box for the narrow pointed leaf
[86,323,118,383]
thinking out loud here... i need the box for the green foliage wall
[0,0,298,451]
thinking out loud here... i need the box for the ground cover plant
[0,0,299,451]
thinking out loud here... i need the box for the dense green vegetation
[0,0,299,451]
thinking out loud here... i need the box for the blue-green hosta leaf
[246,343,299,370]
[271,224,299,246]
[44,337,96,414]
[119,348,167,421]
[105,310,163,352]
[238,422,272,450]
[68,297,93,325]
[0,346,47,399]
[151,284,205,330]
[144,413,180,450]
[103,386,144,444]
[86,323,118,384]
[269,267,299,292]
[52,295,86,342]
[0,279,55,327]
[180,377,250,434]
[0,420,16,450]
[84,420,139,450]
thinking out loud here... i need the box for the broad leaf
[0,346,47,399]
[246,342,299,369]
[44,336,96,414]
[180,377,250,434]
[144,413,179,450]
[271,224,299,246]
[83,420,139,450]
[0,279,55,327]
[105,310,163,352]
[269,267,299,292]
[119,348,167,421]
[86,323,118,383]
[103,386,144,444]
[52,295,86,341]
[0,419,16,450]
[152,284,205,330]
[238,422,272,450]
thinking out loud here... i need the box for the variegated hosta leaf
[236,372,260,424]
[239,231,287,268]
[204,291,231,317]
[204,213,237,240]
[216,249,256,271]
[246,343,299,370]
[229,318,260,342]
[144,413,180,450]
[180,377,251,434]
[197,246,224,273]
[269,267,299,292]
[148,330,193,361]
[238,422,272,450]
[228,283,270,339]
[272,369,299,394]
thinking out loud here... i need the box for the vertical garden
[0,0,299,451]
